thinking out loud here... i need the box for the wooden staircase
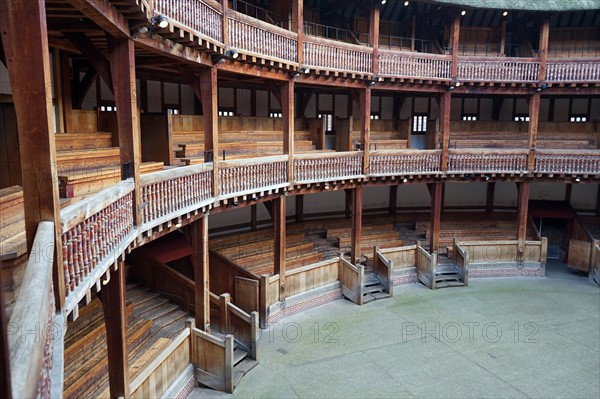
[362,268,391,303]
[232,345,259,389]
[434,256,466,288]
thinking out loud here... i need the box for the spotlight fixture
[502,11,508,17]
[449,85,455,91]
[213,55,227,65]
[404,1,409,6]
[139,14,169,33]
[226,48,239,59]
[293,71,302,79]
[230,199,239,207]
[377,75,384,82]
[299,66,310,74]
[536,82,548,92]
[403,177,408,183]
[575,176,581,182]
[324,183,330,189]
[175,222,182,228]
[455,81,461,87]
[381,0,386,4]
[251,195,258,201]
[483,175,490,181]
[461,10,467,16]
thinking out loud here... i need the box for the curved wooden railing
[379,50,452,80]
[219,155,288,196]
[369,149,441,176]
[546,59,600,83]
[457,57,540,83]
[303,36,372,74]
[447,149,529,174]
[534,149,600,175]
[154,0,224,44]
[293,151,363,182]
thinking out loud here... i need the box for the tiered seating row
[0,186,26,260]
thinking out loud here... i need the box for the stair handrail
[373,245,394,296]
[416,242,436,290]
[453,239,470,286]
[339,255,364,305]
[225,301,259,361]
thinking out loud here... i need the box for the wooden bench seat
[217,234,309,257]
[212,231,306,250]
[339,232,402,248]
[55,132,113,150]
[241,251,323,276]
[229,242,316,263]
[370,139,409,150]
[56,147,121,174]
[59,161,164,198]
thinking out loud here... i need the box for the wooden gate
[234,276,259,314]
[567,239,591,272]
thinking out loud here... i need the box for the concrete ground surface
[189,262,600,398]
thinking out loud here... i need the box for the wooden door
[234,276,259,314]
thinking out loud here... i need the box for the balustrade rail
[219,155,288,196]
[447,149,528,174]
[457,57,540,82]
[60,182,134,295]
[140,163,213,225]
[228,13,298,63]
[154,0,223,43]
[294,152,363,182]
[534,150,600,174]
[369,149,441,176]
[546,59,600,82]
[303,37,372,74]
[378,50,451,80]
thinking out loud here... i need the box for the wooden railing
[592,244,600,286]
[8,222,55,399]
[457,239,547,266]
[546,59,600,82]
[378,50,452,80]
[190,322,236,393]
[369,149,441,176]
[60,182,134,298]
[339,256,363,305]
[154,0,224,43]
[293,152,363,183]
[228,13,298,63]
[416,242,436,289]
[453,239,469,286]
[226,303,259,360]
[219,155,288,197]
[447,149,528,174]
[285,258,340,298]
[303,36,372,74]
[457,57,539,82]
[259,274,280,327]
[377,245,418,271]
[373,246,393,296]
[534,150,600,174]
[140,163,213,225]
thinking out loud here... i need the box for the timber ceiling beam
[215,62,290,81]
[63,32,113,91]
[132,32,212,67]
[66,0,131,38]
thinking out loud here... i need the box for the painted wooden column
[429,182,443,253]
[101,261,130,399]
[108,37,143,226]
[359,88,372,174]
[440,91,451,171]
[450,14,461,81]
[369,2,380,77]
[527,93,540,172]
[0,270,11,399]
[273,197,287,298]
[1,0,65,309]
[538,19,550,82]
[192,216,210,331]
[486,182,496,213]
[389,185,397,215]
[351,186,363,264]
[517,182,530,245]
[281,80,295,182]
[295,195,304,223]
[292,0,304,66]
[200,67,220,196]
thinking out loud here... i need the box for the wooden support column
[486,182,496,213]
[538,19,550,82]
[60,51,73,133]
[565,183,572,204]
[596,185,600,216]
[429,183,442,253]
[345,189,352,218]
[517,182,530,244]
[250,204,258,231]
[108,37,142,226]
[359,88,371,174]
[295,194,304,223]
[273,197,286,298]
[500,20,507,56]
[281,80,295,182]
[0,270,11,399]
[440,91,451,170]
[192,217,210,331]
[222,0,230,50]
[527,93,540,172]
[200,67,220,196]
[450,14,461,80]
[351,186,363,263]
[389,185,397,215]
[101,261,130,399]
[369,2,380,76]
[292,0,304,66]
[1,0,65,309]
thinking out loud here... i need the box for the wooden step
[234,358,259,388]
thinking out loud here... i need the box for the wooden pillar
[295,194,304,223]
[517,182,530,244]
[527,93,540,171]
[411,15,417,51]
[292,0,304,66]
[440,91,451,170]
[359,88,371,174]
[273,197,286,298]
[345,189,352,219]
[486,182,496,213]
[51,51,65,134]
[60,51,73,133]
[101,261,130,399]
[200,67,219,196]
[192,217,210,331]
[429,183,442,253]
[250,204,258,231]
[351,186,363,263]
[281,80,295,182]
[1,0,65,309]
[108,37,142,226]
[538,19,550,82]
[369,2,380,76]
[221,0,230,50]
[565,183,572,204]
[389,185,397,215]
[0,270,11,399]
[450,14,461,80]
[596,184,600,216]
